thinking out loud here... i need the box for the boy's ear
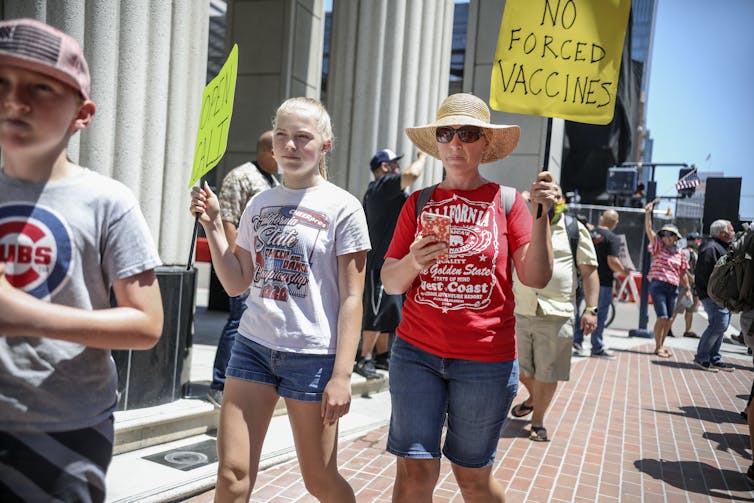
[72,100,96,131]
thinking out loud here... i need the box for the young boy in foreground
[0,18,163,502]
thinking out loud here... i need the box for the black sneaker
[207,388,223,408]
[747,464,754,484]
[694,360,718,372]
[591,349,616,359]
[712,361,734,372]
[354,357,381,380]
[373,351,390,370]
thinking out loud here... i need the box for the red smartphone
[420,211,451,259]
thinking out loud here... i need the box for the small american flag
[676,170,701,191]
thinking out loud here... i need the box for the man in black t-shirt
[573,209,629,355]
[356,149,426,379]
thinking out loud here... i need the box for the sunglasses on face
[658,232,676,238]
[435,126,484,144]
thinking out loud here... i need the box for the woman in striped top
[644,202,691,358]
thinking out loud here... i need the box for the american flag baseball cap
[0,18,90,100]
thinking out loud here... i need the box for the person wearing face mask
[511,186,599,442]
[643,202,691,358]
[669,232,703,339]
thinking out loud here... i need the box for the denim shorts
[387,337,518,468]
[648,279,678,319]
[226,335,335,402]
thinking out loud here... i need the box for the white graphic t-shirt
[236,181,370,354]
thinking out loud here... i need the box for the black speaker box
[703,177,741,234]
[606,167,638,194]
[112,266,195,410]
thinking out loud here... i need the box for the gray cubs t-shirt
[0,168,161,432]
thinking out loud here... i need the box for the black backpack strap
[415,184,438,219]
[564,215,579,265]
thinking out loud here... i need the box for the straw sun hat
[659,224,682,239]
[405,93,520,164]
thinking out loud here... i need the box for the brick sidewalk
[184,344,753,502]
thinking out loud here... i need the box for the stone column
[327,0,455,196]
[0,0,210,264]
[221,0,326,176]
[464,0,564,191]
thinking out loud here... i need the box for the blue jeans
[211,294,248,390]
[226,336,336,402]
[648,279,678,319]
[573,285,613,354]
[695,297,731,364]
[387,337,518,468]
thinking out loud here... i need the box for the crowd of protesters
[1,17,751,502]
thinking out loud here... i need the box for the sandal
[529,425,549,442]
[654,349,672,358]
[511,401,534,418]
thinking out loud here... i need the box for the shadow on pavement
[726,360,754,372]
[648,358,753,373]
[500,417,533,439]
[635,459,754,501]
[650,405,746,425]
[649,359,698,370]
[702,431,752,460]
[611,347,656,356]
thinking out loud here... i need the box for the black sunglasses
[435,126,484,144]
[658,232,676,238]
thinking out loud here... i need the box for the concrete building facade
[0,0,558,265]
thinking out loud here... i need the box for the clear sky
[647,0,754,220]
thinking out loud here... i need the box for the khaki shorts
[515,312,573,383]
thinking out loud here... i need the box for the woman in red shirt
[643,201,691,358]
[381,93,558,502]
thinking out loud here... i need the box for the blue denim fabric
[648,279,678,319]
[386,337,518,468]
[226,336,336,402]
[210,294,248,390]
[695,297,731,364]
[573,285,614,353]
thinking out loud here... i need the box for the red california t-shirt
[386,183,532,362]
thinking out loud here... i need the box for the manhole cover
[143,439,217,471]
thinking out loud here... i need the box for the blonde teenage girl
[190,97,369,502]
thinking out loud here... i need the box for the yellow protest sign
[189,44,238,187]
[490,0,630,125]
